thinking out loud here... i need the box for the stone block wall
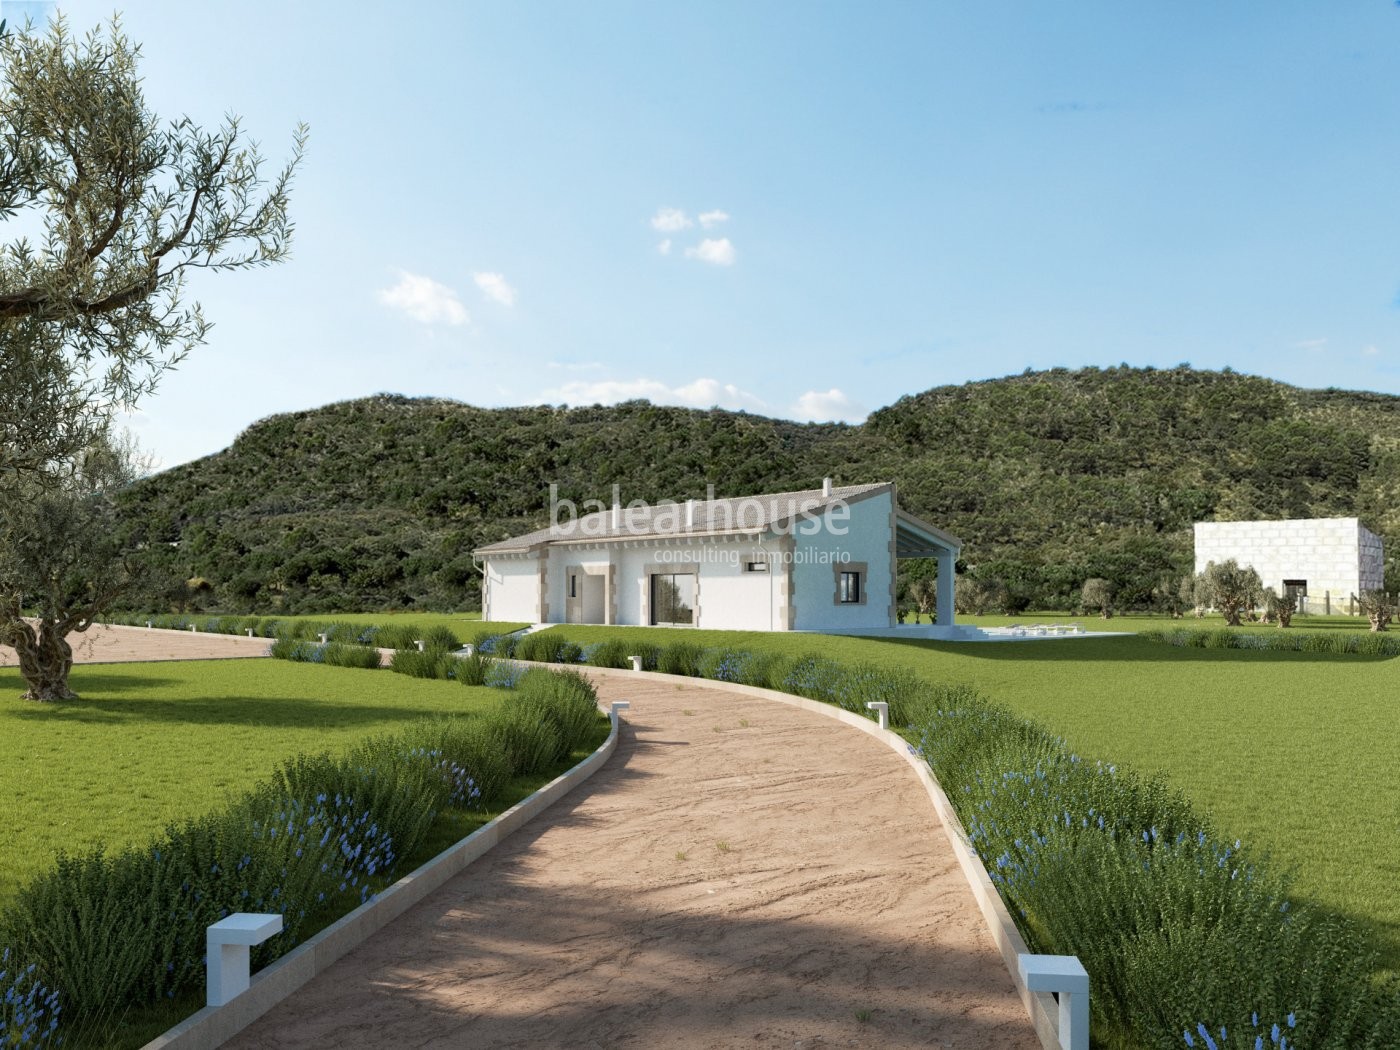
[1193,517,1385,614]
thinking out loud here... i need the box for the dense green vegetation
[114,366,1400,615]
[515,624,1400,974]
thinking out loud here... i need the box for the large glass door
[651,572,696,625]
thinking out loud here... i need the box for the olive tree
[0,15,302,694]
[1356,590,1394,633]
[908,576,938,623]
[0,435,148,699]
[1195,559,1263,627]
[0,14,305,485]
[1263,586,1296,628]
[1080,577,1115,619]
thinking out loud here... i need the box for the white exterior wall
[482,553,541,623]
[1193,517,1385,612]
[791,490,894,632]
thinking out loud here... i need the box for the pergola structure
[894,510,961,627]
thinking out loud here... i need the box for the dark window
[569,574,578,598]
[839,571,862,603]
[745,561,768,573]
[1284,579,1307,599]
[651,573,696,625]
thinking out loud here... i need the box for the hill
[115,366,1400,614]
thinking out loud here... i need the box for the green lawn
[946,609,1381,634]
[0,659,518,903]
[538,624,1400,969]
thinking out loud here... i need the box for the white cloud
[377,271,468,325]
[543,376,765,413]
[1363,344,1380,356]
[685,237,736,266]
[657,238,672,255]
[650,207,693,233]
[472,271,517,307]
[790,388,867,424]
[698,209,730,228]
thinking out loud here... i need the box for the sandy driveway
[0,622,270,667]
[228,672,1039,1049]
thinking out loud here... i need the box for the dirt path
[227,673,1040,1049]
[0,622,269,667]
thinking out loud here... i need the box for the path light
[247,628,254,637]
[610,701,630,729]
[414,640,425,652]
[189,624,197,632]
[1018,954,1089,1050]
[866,701,889,730]
[628,655,643,671]
[464,644,474,656]
[318,633,328,644]
[146,621,152,629]
[207,913,282,1007]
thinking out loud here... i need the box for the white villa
[1194,517,1385,614]
[473,480,961,632]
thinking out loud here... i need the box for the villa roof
[473,481,962,555]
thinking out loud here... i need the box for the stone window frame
[833,560,868,606]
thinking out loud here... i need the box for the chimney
[822,477,833,497]
[686,498,695,529]
[611,500,620,529]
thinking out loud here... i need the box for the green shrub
[389,649,455,680]
[371,624,419,651]
[321,642,383,669]
[697,647,747,681]
[514,632,582,664]
[735,651,792,690]
[397,718,511,809]
[512,668,601,761]
[485,704,560,777]
[419,624,460,652]
[581,638,631,669]
[657,641,703,677]
[455,650,495,686]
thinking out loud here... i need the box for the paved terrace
[226,673,1039,1049]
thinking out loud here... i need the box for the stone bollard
[610,700,630,729]
[207,913,283,1007]
[1018,954,1089,1050]
[865,701,889,731]
[629,655,643,672]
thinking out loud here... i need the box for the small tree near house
[1357,590,1394,633]
[1263,586,1296,628]
[908,577,938,624]
[1081,577,1115,619]
[1196,559,1263,627]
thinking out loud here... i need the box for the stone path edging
[563,663,1066,1050]
[140,703,624,1050]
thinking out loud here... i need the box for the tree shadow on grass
[5,693,468,730]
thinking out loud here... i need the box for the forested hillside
[115,366,1400,614]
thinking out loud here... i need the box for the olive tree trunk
[3,618,80,701]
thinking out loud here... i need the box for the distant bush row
[0,667,604,1045]
[1141,627,1400,657]
[500,631,1400,1048]
[101,611,462,652]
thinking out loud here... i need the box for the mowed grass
[0,659,512,904]
[952,610,1380,634]
[542,624,1400,969]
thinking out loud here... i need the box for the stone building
[1193,517,1384,614]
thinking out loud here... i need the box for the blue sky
[11,1,1400,466]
